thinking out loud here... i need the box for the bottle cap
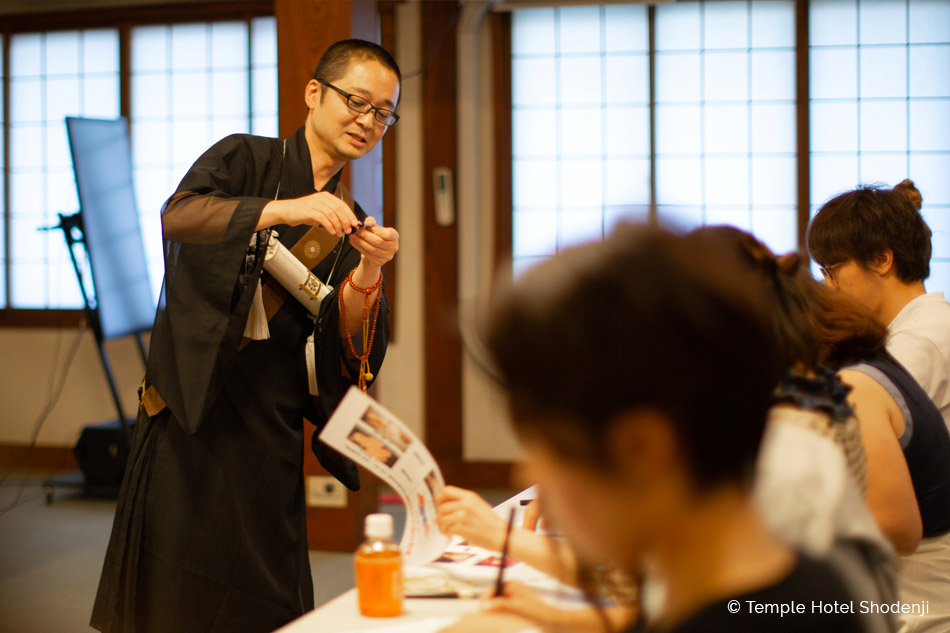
[365,513,394,539]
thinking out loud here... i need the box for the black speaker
[73,420,133,497]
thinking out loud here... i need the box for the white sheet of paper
[319,387,450,564]
[335,616,460,633]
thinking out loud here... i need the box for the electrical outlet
[306,475,347,508]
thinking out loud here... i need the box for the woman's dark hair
[796,269,889,368]
[312,39,402,94]
[807,185,931,283]
[694,226,888,371]
[485,224,781,489]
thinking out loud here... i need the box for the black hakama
[91,126,388,633]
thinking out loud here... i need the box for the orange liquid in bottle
[355,546,403,617]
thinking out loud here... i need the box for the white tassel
[306,332,319,395]
[244,279,270,340]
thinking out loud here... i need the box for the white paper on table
[413,485,567,591]
[490,485,537,522]
[336,616,460,633]
[319,387,450,564]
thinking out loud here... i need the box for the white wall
[456,3,523,462]
[0,328,145,445]
[376,1,522,461]
[374,1,426,440]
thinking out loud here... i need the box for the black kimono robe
[91,126,389,633]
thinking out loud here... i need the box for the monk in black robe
[91,39,401,633]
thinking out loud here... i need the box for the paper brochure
[319,387,450,564]
[320,389,558,592]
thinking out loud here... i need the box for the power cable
[0,318,88,517]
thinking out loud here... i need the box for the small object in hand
[356,220,366,230]
[494,507,517,597]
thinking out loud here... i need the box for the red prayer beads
[339,270,383,392]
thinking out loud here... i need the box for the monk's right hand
[258,192,360,237]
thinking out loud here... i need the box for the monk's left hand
[348,216,399,268]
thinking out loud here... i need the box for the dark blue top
[848,353,950,538]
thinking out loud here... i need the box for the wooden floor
[0,471,515,633]
[0,476,354,633]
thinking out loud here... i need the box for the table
[276,589,482,633]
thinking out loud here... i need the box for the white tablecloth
[275,589,482,633]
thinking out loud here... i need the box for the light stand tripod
[42,212,147,501]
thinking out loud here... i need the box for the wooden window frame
[492,0,812,266]
[0,1,274,328]
[429,1,810,484]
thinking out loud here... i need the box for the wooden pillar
[276,1,349,139]
[421,0,462,467]
[275,0,383,552]
[795,0,810,252]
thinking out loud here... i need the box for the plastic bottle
[355,513,403,617]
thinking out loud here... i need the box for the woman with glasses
[807,186,950,438]
[703,226,950,633]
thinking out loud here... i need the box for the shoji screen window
[810,0,950,294]
[250,17,278,138]
[7,30,120,308]
[653,1,797,254]
[510,5,650,276]
[130,18,277,299]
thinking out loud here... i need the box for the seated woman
[440,225,867,633]
[437,377,895,632]
[437,485,636,632]
[436,486,576,584]
[703,226,950,633]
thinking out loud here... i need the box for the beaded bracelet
[338,270,383,392]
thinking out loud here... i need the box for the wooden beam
[275,0,392,551]
[421,0,461,461]
[796,0,810,252]
[0,1,273,32]
[0,309,85,328]
[492,11,512,270]
[439,459,515,490]
[0,444,78,473]
[379,0,398,339]
[275,0,351,141]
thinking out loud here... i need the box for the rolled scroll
[263,231,333,316]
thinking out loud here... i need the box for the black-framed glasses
[320,81,399,126]
[819,261,845,283]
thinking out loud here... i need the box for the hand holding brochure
[319,389,557,593]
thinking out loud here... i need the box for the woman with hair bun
[893,179,922,211]
[699,226,950,633]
